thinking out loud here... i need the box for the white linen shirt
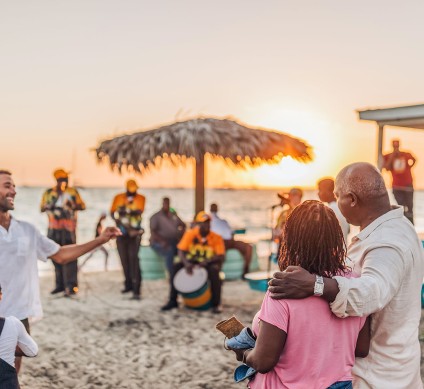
[0,218,59,321]
[210,213,233,240]
[331,206,423,389]
[0,316,38,367]
[328,201,350,243]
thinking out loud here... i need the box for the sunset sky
[2,1,424,189]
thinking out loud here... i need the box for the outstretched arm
[51,227,121,264]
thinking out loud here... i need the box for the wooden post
[195,154,205,216]
[377,123,384,170]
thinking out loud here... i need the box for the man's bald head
[334,163,390,228]
[336,162,387,200]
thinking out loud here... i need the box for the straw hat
[53,169,69,180]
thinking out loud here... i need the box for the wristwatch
[314,275,324,296]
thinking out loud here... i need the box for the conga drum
[173,267,212,310]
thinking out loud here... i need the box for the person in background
[229,201,370,389]
[269,162,424,388]
[0,284,38,389]
[161,211,225,314]
[317,178,350,243]
[40,168,86,297]
[150,197,186,278]
[210,203,253,278]
[272,187,303,242]
[0,169,120,374]
[110,179,145,300]
[79,212,109,272]
[382,139,416,224]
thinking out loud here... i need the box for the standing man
[150,197,186,277]
[317,178,350,243]
[161,211,225,314]
[210,203,253,278]
[40,168,86,297]
[382,139,416,224]
[272,187,303,242]
[0,169,120,373]
[269,163,423,388]
[110,179,145,300]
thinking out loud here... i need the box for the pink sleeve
[257,291,289,333]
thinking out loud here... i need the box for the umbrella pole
[195,154,205,215]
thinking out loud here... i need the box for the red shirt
[383,152,414,188]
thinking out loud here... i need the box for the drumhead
[173,267,208,293]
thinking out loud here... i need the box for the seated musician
[160,211,225,314]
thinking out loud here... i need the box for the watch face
[314,283,324,295]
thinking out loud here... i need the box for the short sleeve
[35,229,60,262]
[110,194,122,213]
[135,195,145,212]
[74,189,86,210]
[257,291,290,333]
[177,229,195,251]
[212,234,225,256]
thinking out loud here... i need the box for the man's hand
[229,347,247,362]
[268,266,315,299]
[98,227,122,244]
[184,262,194,275]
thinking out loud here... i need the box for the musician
[160,211,225,314]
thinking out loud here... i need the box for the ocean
[11,187,424,275]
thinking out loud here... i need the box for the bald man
[269,163,423,388]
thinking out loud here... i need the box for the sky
[2,0,424,189]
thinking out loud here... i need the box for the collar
[0,215,17,236]
[352,206,404,243]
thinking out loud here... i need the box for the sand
[18,270,264,389]
[18,270,424,388]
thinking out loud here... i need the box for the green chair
[139,246,167,280]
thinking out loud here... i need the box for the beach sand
[19,270,264,389]
[18,270,424,388]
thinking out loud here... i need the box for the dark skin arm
[50,227,121,265]
[355,316,371,358]
[268,266,339,303]
[231,321,286,374]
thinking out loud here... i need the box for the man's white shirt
[331,207,423,388]
[0,218,59,320]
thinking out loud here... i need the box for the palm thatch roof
[95,118,313,172]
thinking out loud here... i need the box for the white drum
[173,266,207,293]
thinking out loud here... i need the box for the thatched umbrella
[95,117,313,214]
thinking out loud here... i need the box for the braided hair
[278,200,347,278]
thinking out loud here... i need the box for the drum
[173,267,212,310]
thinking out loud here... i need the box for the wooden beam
[195,155,205,216]
[377,124,384,170]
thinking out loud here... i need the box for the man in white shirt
[210,203,253,277]
[269,162,423,388]
[0,284,38,388]
[317,178,350,242]
[0,170,121,373]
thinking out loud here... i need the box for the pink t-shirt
[248,291,366,389]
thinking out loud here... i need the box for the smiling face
[0,172,16,212]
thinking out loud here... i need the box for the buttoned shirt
[331,206,423,388]
[0,218,59,320]
[210,213,233,240]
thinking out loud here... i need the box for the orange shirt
[110,192,146,233]
[110,192,145,213]
[177,226,225,262]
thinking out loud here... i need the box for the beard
[0,197,14,212]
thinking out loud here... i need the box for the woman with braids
[229,201,370,389]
